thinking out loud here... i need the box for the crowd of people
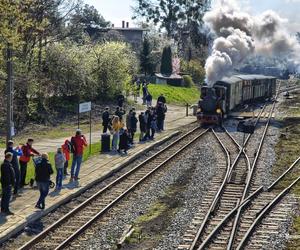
[102,92,167,154]
[1,130,88,215]
[1,87,167,216]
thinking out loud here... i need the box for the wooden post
[6,44,13,143]
[89,109,92,154]
[186,103,189,116]
[77,103,80,129]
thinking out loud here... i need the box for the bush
[182,75,194,88]
[181,59,205,84]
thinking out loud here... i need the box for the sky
[84,0,300,33]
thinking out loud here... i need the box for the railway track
[18,126,209,250]
[179,87,300,250]
[178,103,268,250]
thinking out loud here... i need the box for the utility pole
[6,44,13,144]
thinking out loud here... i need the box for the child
[55,147,66,191]
[62,140,71,176]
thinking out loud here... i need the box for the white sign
[79,102,92,113]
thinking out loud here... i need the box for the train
[197,74,277,125]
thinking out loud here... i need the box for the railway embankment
[275,89,300,249]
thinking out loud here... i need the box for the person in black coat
[156,102,166,131]
[130,112,138,143]
[5,140,22,195]
[144,109,154,140]
[115,107,126,121]
[118,128,129,154]
[117,94,125,108]
[139,112,146,141]
[1,152,15,215]
[35,154,53,209]
[142,83,148,105]
[102,107,110,133]
[157,94,166,104]
[146,93,153,107]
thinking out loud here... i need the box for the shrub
[182,75,194,88]
[181,59,205,84]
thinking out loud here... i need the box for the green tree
[140,36,154,75]
[181,59,205,84]
[69,4,110,42]
[91,42,138,99]
[133,0,210,41]
[160,46,172,75]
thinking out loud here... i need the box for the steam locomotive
[197,74,277,125]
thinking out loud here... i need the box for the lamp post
[6,44,13,143]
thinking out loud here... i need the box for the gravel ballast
[69,132,222,250]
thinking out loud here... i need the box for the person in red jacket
[19,139,40,188]
[70,130,87,181]
[62,140,71,176]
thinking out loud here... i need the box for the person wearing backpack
[35,153,53,209]
[70,129,87,181]
[62,140,71,176]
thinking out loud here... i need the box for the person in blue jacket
[5,140,22,196]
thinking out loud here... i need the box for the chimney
[112,23,114,28]
[126,22,129,28]
[122,21,125,28]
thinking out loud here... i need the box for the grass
[0,121,100,149]
[24,141,102,184]
[23,132,141,184]
[122,166,196,249]
[147,84,200,106]
[272,91,300,249]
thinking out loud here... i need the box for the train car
[197,74,277,125]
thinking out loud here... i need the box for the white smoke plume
[204,0,300,86]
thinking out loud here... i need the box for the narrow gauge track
[19,127,209,250]
[201,156,300,250]
[178,103,268,250]
[197,99,277,250]
[181,87,300,250]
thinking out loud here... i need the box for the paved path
[0,110,196,244]
[0,101,190,155]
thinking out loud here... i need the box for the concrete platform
[0,113,196,244]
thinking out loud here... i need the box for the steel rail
[226,83,282,249]
[236,176,300,250]
[196,97,278,250]
[19,127,208,250]
[189,106,266,250]
[54,129,209,250]
[227,92,279,250]
[226,104,267,183]
[199,153,300,250]
[188,129,231,250]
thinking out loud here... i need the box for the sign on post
[79,102,92,113]
[78,101,92,154]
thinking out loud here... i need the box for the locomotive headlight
[216,108,222,114]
